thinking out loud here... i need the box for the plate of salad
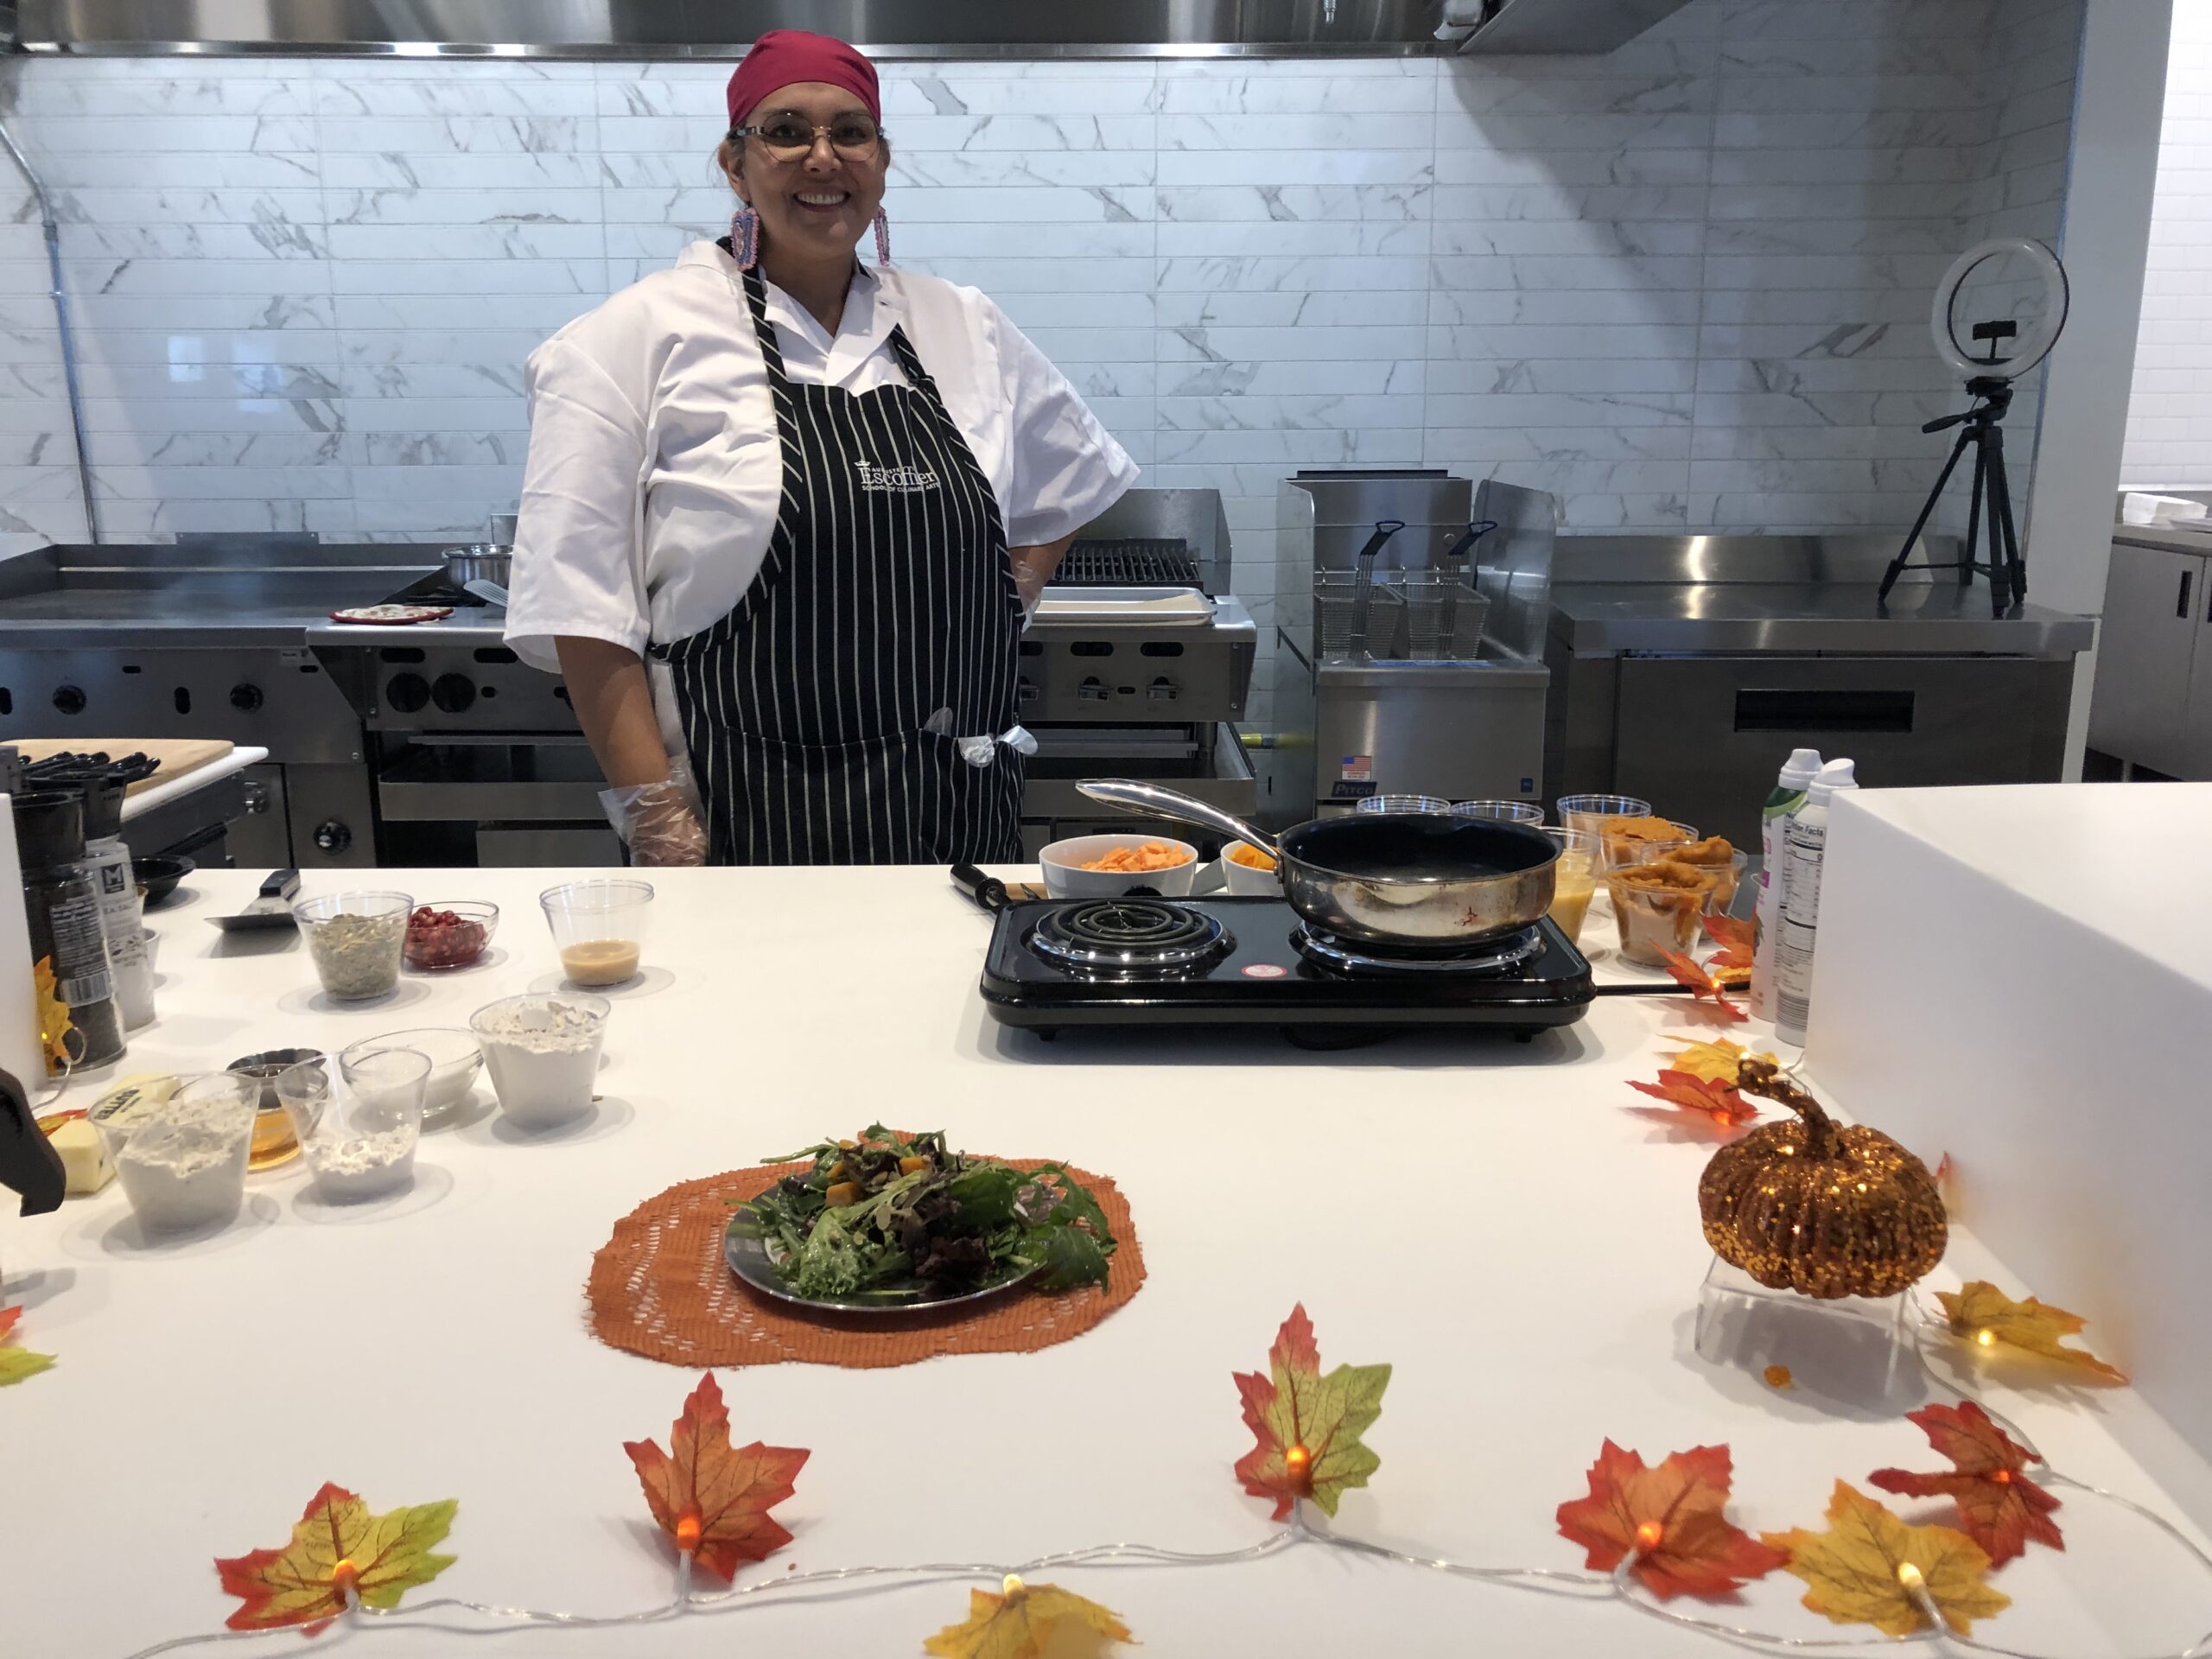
[723,1125,1118,1314]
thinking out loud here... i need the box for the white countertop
[4,865,2207,1657]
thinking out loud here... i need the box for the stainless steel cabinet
[2089,535,2212,778]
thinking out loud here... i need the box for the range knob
[1076,677,1109,703]
[430,673,476,715]
[1146,677,1180,703]
[51,683,86,715]
[313,819,353,855]
[229,682,264,712]
[384,672,430,715]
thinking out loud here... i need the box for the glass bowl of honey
[226,1046,321,1170]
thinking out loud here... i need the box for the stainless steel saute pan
[1077,779,1555,948]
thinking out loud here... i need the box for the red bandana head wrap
[725,29,881,129]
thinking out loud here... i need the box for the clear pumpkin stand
[1694,1257,1922,1411]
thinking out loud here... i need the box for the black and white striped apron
[653,264,1026,865]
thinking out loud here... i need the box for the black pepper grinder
[0,1065,62,1217]
[11,791,125,1073]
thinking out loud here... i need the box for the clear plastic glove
[600,761,708,867]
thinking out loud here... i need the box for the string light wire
[98,1084,2212,1659]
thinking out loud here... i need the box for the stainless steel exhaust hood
[10,0,1691,58]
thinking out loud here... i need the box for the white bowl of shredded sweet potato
[1039,833,1200,898]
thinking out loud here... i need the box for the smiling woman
[504,29,1138,868]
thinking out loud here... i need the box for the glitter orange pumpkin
[1698,1059,1947,1300]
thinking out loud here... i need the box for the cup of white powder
[469,993,610,1129]
[277,1049,429,1202]
[110,1071,258,1233]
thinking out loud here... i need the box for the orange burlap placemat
[586,1160,1145,1370]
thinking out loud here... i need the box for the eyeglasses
[730,115,884,162]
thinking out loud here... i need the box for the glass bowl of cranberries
[404,902,499,971]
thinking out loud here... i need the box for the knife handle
[260,869,300,900]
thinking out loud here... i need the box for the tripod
[1878,372,2025,616]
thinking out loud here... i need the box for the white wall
[0,0,2083,574]
[2121,0,2212,489]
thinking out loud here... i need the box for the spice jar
[11,792,125,1072]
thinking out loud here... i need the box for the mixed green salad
[734,1126,1116,1302]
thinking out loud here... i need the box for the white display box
[1804,783,2212,1480]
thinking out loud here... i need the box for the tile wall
[0,0,2080,654]
[2124,1,2212,490]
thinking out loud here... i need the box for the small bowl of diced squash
[1039,834,1200,899]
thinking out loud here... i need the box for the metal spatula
[207,869,301,931]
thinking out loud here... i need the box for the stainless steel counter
[1543,533,2094,845]
[1549,581,2094,657]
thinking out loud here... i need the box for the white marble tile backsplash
[0,0,2076,575]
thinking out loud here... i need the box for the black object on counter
[977,893,1592,1047]
[132,855,194,907]
[10,792,125,1072]
[950,862,1009,915]
[0,1065,63,1217]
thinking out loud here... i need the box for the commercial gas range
[0,493,1261,868]
[0,537,430,868]
[969,888,1595,1046]
[1018,489,1257,855]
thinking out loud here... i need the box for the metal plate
[722,1205,1042,1316]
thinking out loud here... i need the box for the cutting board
[8,738,236,796]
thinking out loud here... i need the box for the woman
[505,29,1136,865]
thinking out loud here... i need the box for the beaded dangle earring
[729,203,761,270]
[872,206,893,267]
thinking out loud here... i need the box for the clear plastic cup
[1556,793,1654,869]
[1353,795,1451,815]
[1449,799,1545,825]
[278,1048,428,1201]
[1602,817,1698,875]
[1540,826,1599,947]
[539,880,653,988]
[1605,861,1723,965]
[469,992,611,1130]
[110,1071,257,1233]
[340,1027,482,1122]
[1630,839,1749,912]
[294,891,414,1001]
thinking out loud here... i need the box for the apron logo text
[853,461,940,493]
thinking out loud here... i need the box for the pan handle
[949,861,1009,914]
[1075,779,1282,861]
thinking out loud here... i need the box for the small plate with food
[1038,833,1198,898]
[724,1126,1117,1316]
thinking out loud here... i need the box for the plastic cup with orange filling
[1632,835,1746,911]
[1596,815,1697,875]
[1605,859,1722,965]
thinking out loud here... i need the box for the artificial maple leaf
[1233,1303,1389,1520]
[1936,1281,2127,1383]
[1868,1402,2061,1567]
[1763,1481,2009,1637]
[1661,1037,1775,1086]
[1554,1440,1786,1600]
[1626,1068,1759,1130]
[0,1304,55,1387]
[33,957,72,1069]
[624,1371,809,1581]
[1700,912,1754,970]
[1656,949,1748,1022]
[215,1482,457,1632]
[924,1578,1132,1659]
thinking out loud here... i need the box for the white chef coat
[505,241,1139,696]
